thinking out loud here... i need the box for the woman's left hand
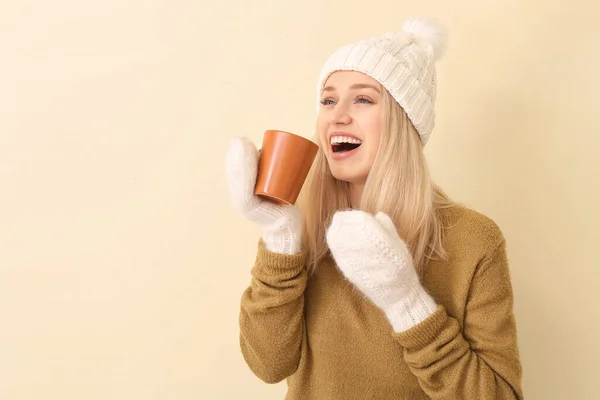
[325,210,438,332]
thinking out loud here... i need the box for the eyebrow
[322,83,380,93]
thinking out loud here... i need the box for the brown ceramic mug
[254,130,319,206]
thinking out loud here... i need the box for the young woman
[226,18,523,399]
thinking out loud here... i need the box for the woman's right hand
[225,137,303,255]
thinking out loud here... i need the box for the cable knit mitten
[225,137,303,255]
[326,210,438,332]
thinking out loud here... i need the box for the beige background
[1,0,598,399]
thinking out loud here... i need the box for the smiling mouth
[332,142,361,153]
[331,136,363,153]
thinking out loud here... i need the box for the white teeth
[330,136,362,145]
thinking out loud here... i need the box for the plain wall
[1,0,599,399]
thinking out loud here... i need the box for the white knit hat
[316,18,447,145]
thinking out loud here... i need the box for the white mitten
[225,137,302,255]
[326,210,437,332]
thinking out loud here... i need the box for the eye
[356,95,374,104]
[320,98,335,106]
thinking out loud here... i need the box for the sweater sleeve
[239,239,308,384]
[393,238,523,399]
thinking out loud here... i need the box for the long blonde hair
[297,84,455,276]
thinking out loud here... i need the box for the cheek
[316,114,329,149]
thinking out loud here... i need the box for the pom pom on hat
[402,17,447,61]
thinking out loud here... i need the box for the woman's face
[317,71,383,185]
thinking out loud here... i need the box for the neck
[349,182,364,209]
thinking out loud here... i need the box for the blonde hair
[297,84,455,276]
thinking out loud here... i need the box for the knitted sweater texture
[239,205,523,399]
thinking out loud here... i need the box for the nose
[329,104,351,125]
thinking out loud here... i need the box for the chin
[329,167,368,185]
[326,150,371,185]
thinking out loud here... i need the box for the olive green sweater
[239,206,523,399]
